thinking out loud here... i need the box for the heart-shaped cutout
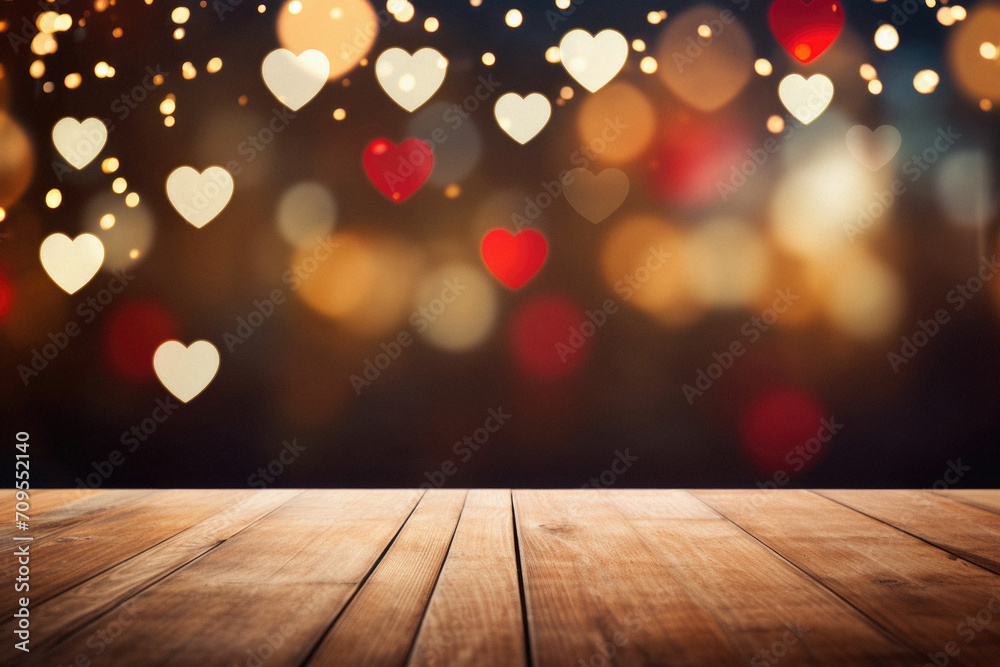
[153,340,220,403]
[166,166,234,228]
[39,233,104,294]
[363,138,433,202]
[846,125,901,171]
[564,167,630,223]
[261,48,330,111]
[559,29,628,93]
[375,47,447,112]
[495,93,551,144]
[52,117,107,169]
[768,0,844,63]
[778,74,834,125]
[481,229,548,289]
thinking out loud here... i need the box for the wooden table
[3,489,999,666]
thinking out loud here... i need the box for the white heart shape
[153,340,220,403]
[52,117,107,169]
[375,47,447,112]
[166,166,234,228]
[495,93,551,144]
[846,125,902,171]
[261,49,330,111]
[778,74,834,125]
[39,233,104,294]
[559,29,628,93]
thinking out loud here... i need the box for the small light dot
[29,60,44,78]
[869,79,883,95]
[470,0,482,6]
[424,17,438,32]
[860,63,877,80]
[555,0,571,8]
[981,42,998,59]
[171,7,190,23]
[102,157,119,173]
[45,188,62,208]
[444,183,461,198]
[258,4,266,13]
[160,95,176,115]
[482,52,495,66]
[545,46,560,63]
[94,61,109,77]
[333,107,346,120]
[112,27,123,38]
[0,208,5,223]
[937,7,956,25]
[207,57,222,73]
[505,9,522,27]
[697,24,712,38]
[100,213,115,229]
[64,72,82,89]
[754,58,772,76]
[164,115,175,127]
[913,69,939,94]
[42,81,54,93]
[125,192,140,207]
[874,24,899,50]
[112,177,127,194]
[639,56,657,74]
[952,5,966,20]
[182,62,196,79]
[153,74,164,85]
[238,95,248,105]
[981,99,993,111]
[106,67,116,78]
[632,39,646,52]
[288,0,302,14]
[560,86,573,99]
[647,11,661,24]
[173,27,185,39]
[129,249,140,259]
[766,115,784,133]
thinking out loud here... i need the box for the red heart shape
[768,0,844,63]
[481,229,548,290]
[363,138,433,202]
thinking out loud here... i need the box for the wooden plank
[693,489,1000,665]
[604,490,918,665]
[0,489,301,664]
[408,489,526,667]
[1,489,253,618]
[306,489,467,666]
[514,489,739,666]
[0,489,160,544]
[936,489,1000,516]
[34,490,423,667]
[817,490,1000,575]
[24,489,105,516]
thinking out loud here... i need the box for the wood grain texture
[693,489,1000,665]
[306,489,467,666]
[0,489,301,664]
[607,490,918,665]
[34,490,423,667]
[24,489,104,516]
[936,489,1000,515]
[817,489,1000,575]
[514,489,740,666]
[408,489,527,667]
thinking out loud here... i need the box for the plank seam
[296,490,426,667]
[39,490,308,655]
[810,490,1000,577]
[683,490,928,662]
[400,490,470,666]
[930,490,1000,517]
[510,491,534,667]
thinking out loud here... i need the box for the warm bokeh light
[754,58,773,76]
[278,0,378,80]
[508,294,588,380]
[740,388,828,475]
[767,115,785,133]
[860,63,877,80]
[576,82,654,165]
[868,79,883,94]
[277,181,337,248]
[687,219,770,308]
[45,188,61,208]
[545,46,560,63]
[874,24,899,50]
[505,9,523,28]
[112,177,127,194]
[102,300,179,381]
[482,52,495,66]
[913,69,940,93]
[424,17,439,32]
[171,6,190,23]
[207,57,223,73]
[639,57,657,74]
[412,263,498,352]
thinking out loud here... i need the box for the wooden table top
[3,489,999,666]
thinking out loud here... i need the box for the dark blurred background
[1,0,999,489]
